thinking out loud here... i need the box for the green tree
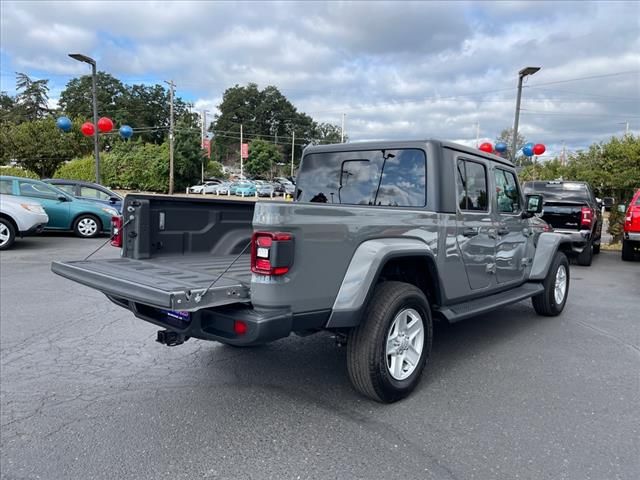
[14,73,50,121]
[58,72,127,122]
[2,117,92,177]
[246,139,281,178]
[311,122,346,145]
[0,92,19,127]
[206,161,226,179]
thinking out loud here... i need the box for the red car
[622,189,640,261]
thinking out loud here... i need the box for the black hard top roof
[303,139,514,167]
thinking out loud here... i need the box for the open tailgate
[51,255,251,311]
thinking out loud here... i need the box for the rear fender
[325,238,435,328]
[529,232,573,280]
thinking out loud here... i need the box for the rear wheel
[0,218,16,250]
[347,281,432,403]
[576,241,593,266]
[73,214,101,238]
[532,251,569,316]
[593,242,601,254]
[621,239,635,261]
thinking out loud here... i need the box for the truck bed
[52,254,251,311]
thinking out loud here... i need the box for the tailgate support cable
[82,217,134,261]
[194,240,252,304]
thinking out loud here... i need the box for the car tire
[532,251,570,317]
[576,241,593,266]
[621,239,635,261]
[0,218,16,250]
[73,214,101,238]
[593,242,601,254]
[347,281,432,403]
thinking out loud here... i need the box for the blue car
[234,181,256,196]
[44,179,123,213]
[0,176,118,238]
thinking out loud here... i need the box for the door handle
[497,227,510,236]
[462,227,479,237]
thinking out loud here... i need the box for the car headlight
[20,203,46,214]
[101,207,118,216]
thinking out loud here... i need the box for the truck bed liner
[52,254,251,311]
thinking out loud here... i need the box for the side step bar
[434,282,544,323]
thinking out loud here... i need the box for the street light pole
[69,53,100,184]
[512,66,541,164]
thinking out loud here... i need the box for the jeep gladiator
[52,140,573,403]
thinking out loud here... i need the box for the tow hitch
[156,330,189,346]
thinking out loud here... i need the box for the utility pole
[165,80,175,194]
[240,124,244,179]
[291,130,295,178]
[341,113,346,143]
[201,110,209,183]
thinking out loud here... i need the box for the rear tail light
[580,207,594,229]
[111,215,123,247]
[251,231,294,275]
[234,320,248,336]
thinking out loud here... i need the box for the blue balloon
[119,125,133,139]
[56,116,72,132]
[495,142,507,153]
[522,142,534,157]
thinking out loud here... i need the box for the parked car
[523,180,603,266]
[0,176,118,238]
[53,139,573,403]
[43,179,122,213]
[189,180,222,194]
[212,182,231,195]
[622,188,640,261]
[234,181,256,196]
[257,183,277,197]
[0,194,49,250]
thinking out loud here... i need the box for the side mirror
[523,194,543,217]
[109,197,119,204]
[57,195,68,202]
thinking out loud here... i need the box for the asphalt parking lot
[1,234,638,480]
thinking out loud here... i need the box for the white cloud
[1,0,639,153]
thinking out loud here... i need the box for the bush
[53,155,118,188]
[0,166,38,178]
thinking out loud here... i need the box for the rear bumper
[624,232,640,242]
[552,229,592,251]
[107,295,330,346]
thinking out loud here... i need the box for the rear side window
[297,149,426,207]
[57,185,76,195]
[0,179,13,195]
[495,169,521,213]
[457,159,488,211]
[80,186,111,200]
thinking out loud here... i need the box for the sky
[1,0,639,159]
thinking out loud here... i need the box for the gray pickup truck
[52,140,573,403]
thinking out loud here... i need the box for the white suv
[0,194,49,250]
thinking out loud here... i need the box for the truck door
[493,167,528,284]
[455,158,497,291]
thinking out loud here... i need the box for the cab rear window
[296,149,426,207]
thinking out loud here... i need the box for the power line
[527,70,640,88]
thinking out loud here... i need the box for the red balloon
[81,122,95,136]
[97,117,114,133]
[533,143,546,155]
[479,142,493,153]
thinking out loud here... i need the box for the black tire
[621,239,635,261]
[532,251,570,316]
[347,281,432,403]
[73,214,101,238]
[0,218,16,250]
[576,241,593,266]
[593,242,601,254]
